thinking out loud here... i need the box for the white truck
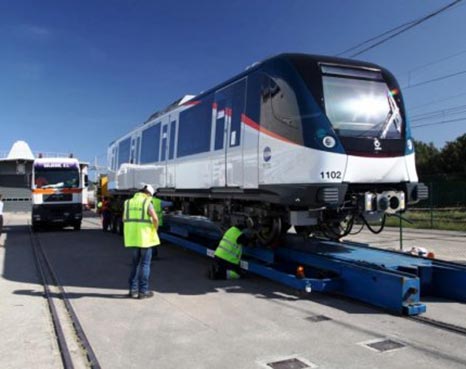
[31,157,88,231]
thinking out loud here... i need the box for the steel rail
[29,226,75,369]
[409,315,466,337]
[29,225,102,369]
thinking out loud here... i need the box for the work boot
[128,290,139,299]
[138,291,155,300]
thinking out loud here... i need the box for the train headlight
[322,136,336,148]
[407,139,413,151]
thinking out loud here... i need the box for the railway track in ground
[409,315,466,337]
[28,223,101,369]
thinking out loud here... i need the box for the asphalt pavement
[1,212,466,369]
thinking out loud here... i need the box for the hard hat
[417,247,428,257]
[144,184,155,196]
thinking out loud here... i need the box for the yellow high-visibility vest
[151,197,163,227]
[214,226,242,264]
[123,192,160,248]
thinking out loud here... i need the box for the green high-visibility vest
[215,226,242,264]
[123,192,160,248]
[151,197,163,227]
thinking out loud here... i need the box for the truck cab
[31,157,87,231]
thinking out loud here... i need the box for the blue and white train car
[107,53,427,243]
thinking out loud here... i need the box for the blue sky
[1,0,465,167]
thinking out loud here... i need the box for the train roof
[143,53,385,121]
[110,53,387,147]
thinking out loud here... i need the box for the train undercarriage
[165,182,428,246]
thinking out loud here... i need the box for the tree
[439,134,466,176]
[414,139,441,176]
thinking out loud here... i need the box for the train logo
[263,146,272,162]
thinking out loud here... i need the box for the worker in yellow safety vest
[208,226,251,280]
[151,196,163,227]
[123,184,160,299]
[150,195,164,259]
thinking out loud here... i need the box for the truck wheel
[73,222,81,231]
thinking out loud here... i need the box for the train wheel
[257,217,282,247]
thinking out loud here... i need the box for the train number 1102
[320,171,342,179]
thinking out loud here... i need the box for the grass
[385,208,466,232]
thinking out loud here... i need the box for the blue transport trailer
[160,214,466,316]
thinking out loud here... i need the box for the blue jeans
[128,247,153,293]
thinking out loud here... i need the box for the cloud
[16,24,52,41]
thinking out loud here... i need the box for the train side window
[214,100,226,150]
[134,136,141,164]
[110,147,116,170]
[177,95,213,158]
[140,124,161,164]
[161,125,168,162]
[261,75,303,144]
[168,120,177,160]
[117,137,131,167]
[229,79,246,147]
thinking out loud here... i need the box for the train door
[160,116,170,187]
[212,78,246,187]
[212,92,227,187]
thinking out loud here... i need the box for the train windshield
[321,66,403,139]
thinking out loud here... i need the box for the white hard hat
[143,184,155,196]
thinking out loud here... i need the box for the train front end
[279,55,428,236]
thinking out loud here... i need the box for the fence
[419,174,466,208]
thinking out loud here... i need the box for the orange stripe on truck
[32,188,82,194]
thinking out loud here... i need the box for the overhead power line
[337,0,463,58]
[335,20,415,57]
[410,103,466,121]
[403,68,466,89]
[406,48,466,75]
[411,117,466,128]
[409,91,466,111]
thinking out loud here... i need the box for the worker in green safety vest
[150,196,164,259]
[208,226,251,280]
[123,184,160,299]
[151,196,163,228]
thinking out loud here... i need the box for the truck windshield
[322,71,403,140]
[35,168,80,189]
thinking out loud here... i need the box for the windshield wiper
[380,92,402,139]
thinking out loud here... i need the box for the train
[106,53,428,245]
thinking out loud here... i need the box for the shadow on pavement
[2,217,462,315]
